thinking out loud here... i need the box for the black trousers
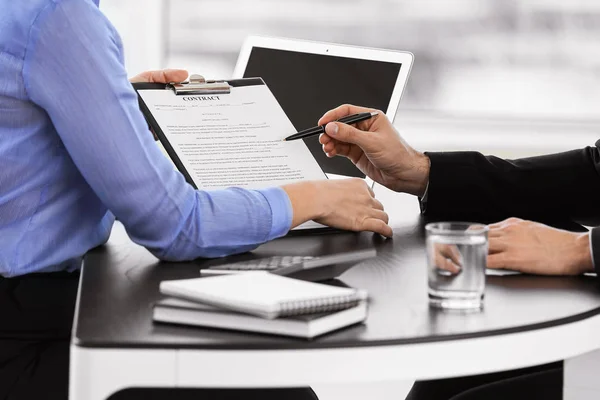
[0,272,318,400]
[406,361,563,400]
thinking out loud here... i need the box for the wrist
[282,181,323,228]
[393,152,430,196]
[572,232,594,274]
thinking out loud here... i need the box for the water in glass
[427,233,487,310]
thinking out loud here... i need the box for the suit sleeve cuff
[257,187,293,241]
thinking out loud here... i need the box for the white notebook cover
[159,272,368,319]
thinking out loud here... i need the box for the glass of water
[425,222,489,310]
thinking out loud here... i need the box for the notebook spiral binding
[277,294,365,317]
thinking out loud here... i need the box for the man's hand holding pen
[318,104,430,197]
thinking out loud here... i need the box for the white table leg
[564,349,600,400]
[312,381,414,400]
[69,346,177,400]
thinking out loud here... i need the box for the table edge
[73,304,600,349]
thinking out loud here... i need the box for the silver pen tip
[370,111,379,117]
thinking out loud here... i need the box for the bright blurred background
[101,0,600,159]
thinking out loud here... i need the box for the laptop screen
[243,47,402,177]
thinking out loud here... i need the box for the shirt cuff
[418,180,430,213]
[256,187,293,241]
[590,227,600,274]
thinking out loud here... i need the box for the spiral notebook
[159,273,368,320]
[153,298,367,339]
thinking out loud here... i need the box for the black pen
[283,111,379,141]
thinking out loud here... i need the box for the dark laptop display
[243,47,402,177]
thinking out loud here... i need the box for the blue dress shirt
[0,0,293,277]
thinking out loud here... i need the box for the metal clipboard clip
[168,74,232,95]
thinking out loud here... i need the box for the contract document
[138,83,327,190]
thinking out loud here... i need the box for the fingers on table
[363,218,393,238]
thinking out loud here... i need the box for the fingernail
[326,123,338,136]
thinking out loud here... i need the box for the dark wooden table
[70,192,600,400]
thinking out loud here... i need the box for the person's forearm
[401,152,430,197]
[156,187,292,260]
[24,0,293,261]
[423,149,600,224]
[282,181,322,228]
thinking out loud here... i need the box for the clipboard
[132,74,333,234]
[132,75,268,189]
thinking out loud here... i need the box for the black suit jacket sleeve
[423,143,600,273]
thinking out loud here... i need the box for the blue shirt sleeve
[22,0,292,260]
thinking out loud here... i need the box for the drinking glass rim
[425,222,489,235]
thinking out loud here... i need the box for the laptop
[233,36,413,178]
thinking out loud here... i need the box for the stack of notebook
[153,272,368,339]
